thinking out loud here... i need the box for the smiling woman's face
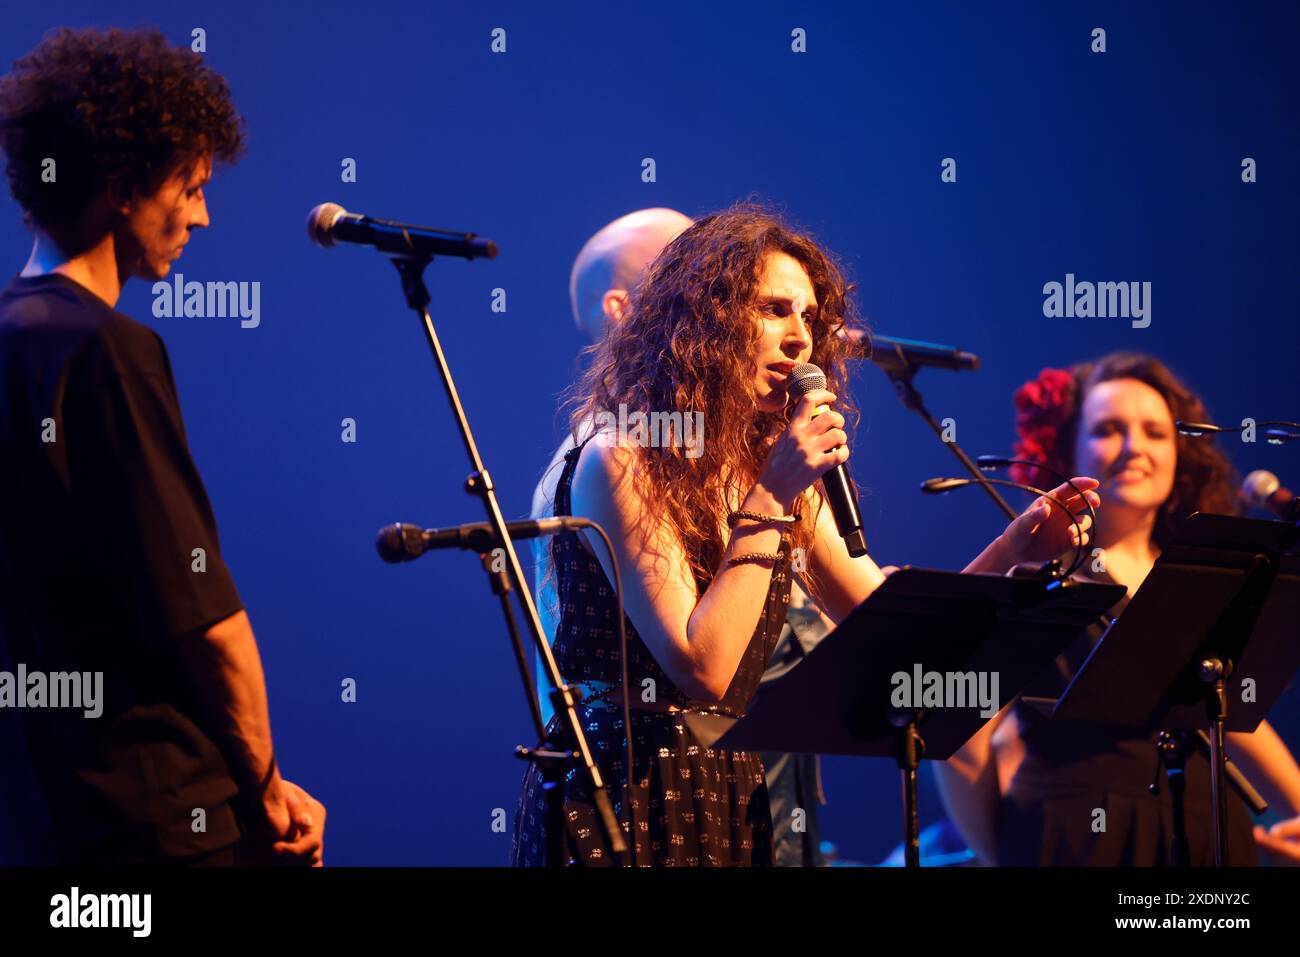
[1073,377,1177,514]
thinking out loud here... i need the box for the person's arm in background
[933,702,1013,865]
[175,610,323,865]
[1228,720,1300,815]
[1226,720,1300,864]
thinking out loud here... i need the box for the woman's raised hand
[756,389,848,506]
[998,477,1101,566]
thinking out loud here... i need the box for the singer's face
[118,154,212,281]
[751,252,816,414]
[1073,378,1177,515]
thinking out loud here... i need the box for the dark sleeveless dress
[998,568,1258,866]
[510,436,792,866]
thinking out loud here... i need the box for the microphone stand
[884,364,1017,520]
[1148,728,1269,867]
[477,548,546,737]
[388,254,626,863]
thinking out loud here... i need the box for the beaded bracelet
[727,509,800,529]
[726,551,784,567]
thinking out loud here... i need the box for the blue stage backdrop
[2,1,1295,865]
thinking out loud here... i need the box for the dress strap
[555,433,600,518]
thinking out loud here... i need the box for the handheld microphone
[376,516,589,563]
[307,202,498,260]
[788,362,867,557]
[1242,470,1300,522]
[840,330,980,374]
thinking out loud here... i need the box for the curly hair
[555,201,867,606]
[0,27,245,230]
[1011,352,1238,549]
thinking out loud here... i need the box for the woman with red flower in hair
[936,352,1300,866]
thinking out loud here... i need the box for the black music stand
[684,567,1125,866]
[1051,513,1300,865]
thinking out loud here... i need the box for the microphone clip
[1035,558,1067,586]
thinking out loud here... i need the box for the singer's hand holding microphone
[750,361,868,558]
[757,387,849,508]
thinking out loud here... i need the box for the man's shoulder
[89,310,167,375]
[0,277,170,389]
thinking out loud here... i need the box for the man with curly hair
[0,28,324,865]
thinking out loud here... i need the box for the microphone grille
[1241,470,1280,510]
[788,362,826,398]
[307,202,347,247]
[375,523,422,563]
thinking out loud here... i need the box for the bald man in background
[528,207,834,867]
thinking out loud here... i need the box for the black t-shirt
[0,273,244,862]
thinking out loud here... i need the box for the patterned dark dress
[999,568,1257,866]
[510,435,792,866]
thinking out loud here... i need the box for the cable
[921,476,1088,579]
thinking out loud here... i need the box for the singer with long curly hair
[510,203,1100,866]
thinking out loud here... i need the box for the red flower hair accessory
[1010,367,1077,485]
